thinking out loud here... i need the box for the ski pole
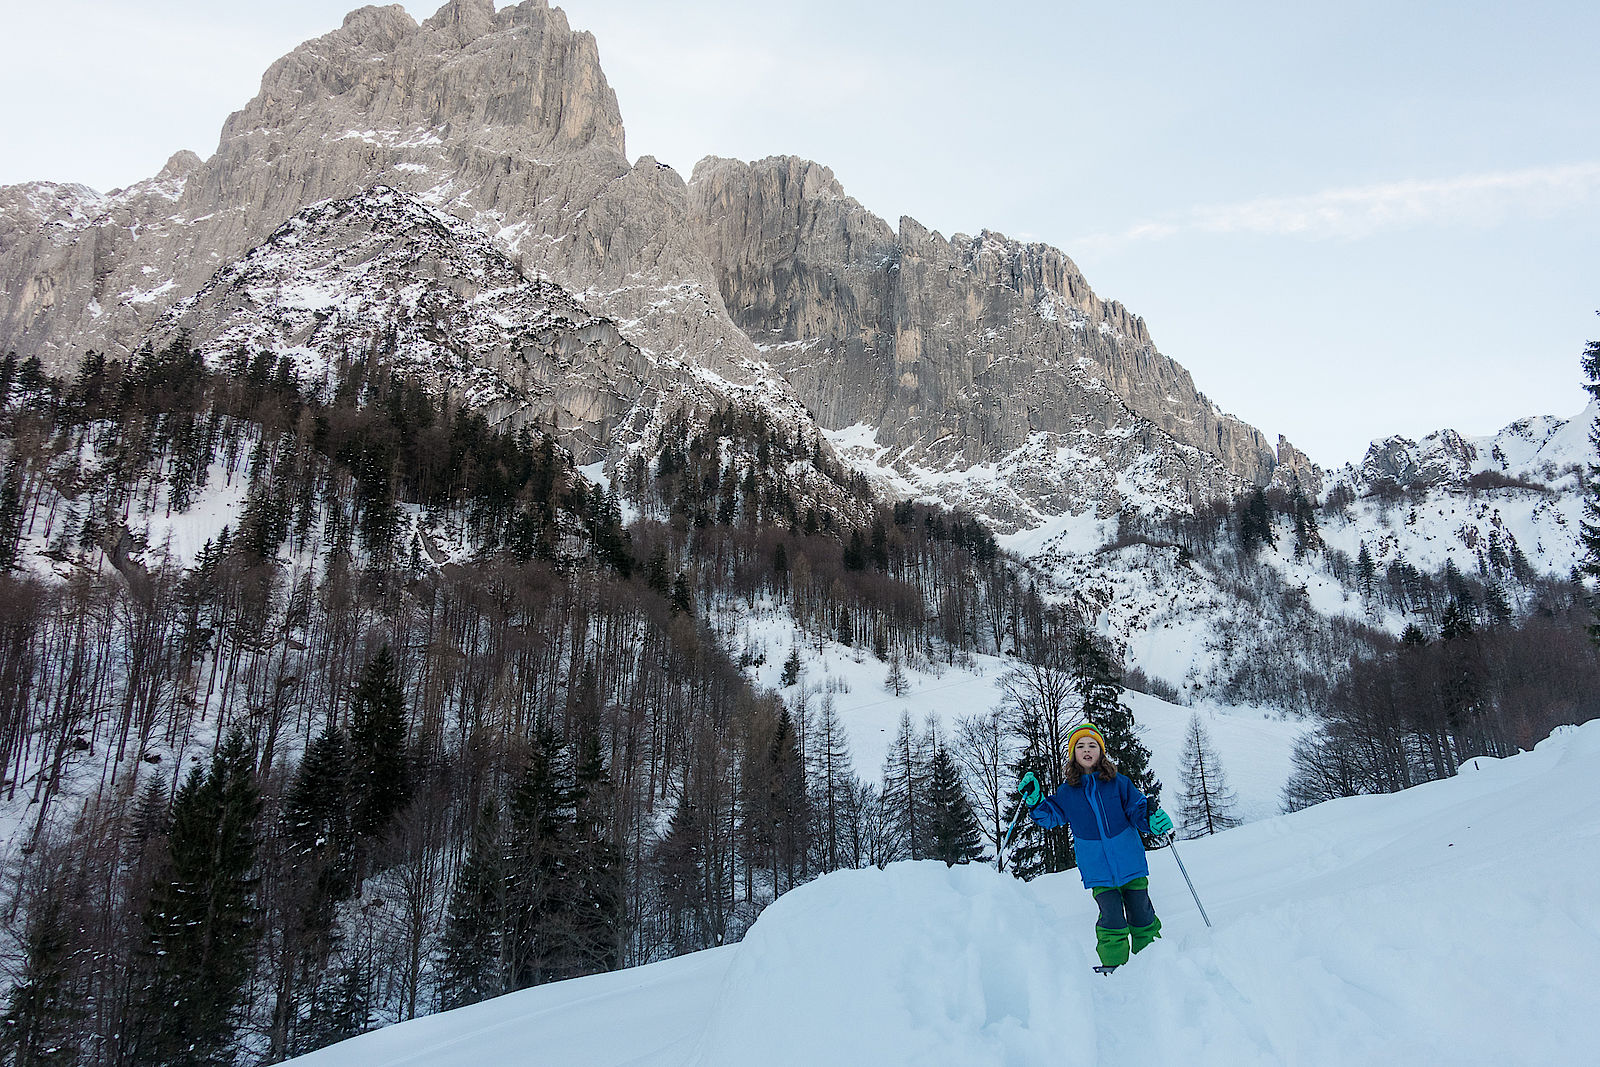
[996,804,1025,872]
[1163,834,1212,928]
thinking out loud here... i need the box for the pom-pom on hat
[1068,723,1107,754]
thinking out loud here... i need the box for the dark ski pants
[1091,876,1161,967]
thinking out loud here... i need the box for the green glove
[1148,808,1173,835]
[1018,771,1043,808]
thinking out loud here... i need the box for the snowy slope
[288,719,1600,1066]
[722,603,1305,823]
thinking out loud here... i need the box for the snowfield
[288,721,1600,1066]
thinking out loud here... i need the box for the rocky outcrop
[153,186,653,462]
[1357,430,1478,489]
[1270,436,1324,497]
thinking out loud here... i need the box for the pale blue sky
[5,0,1596,466]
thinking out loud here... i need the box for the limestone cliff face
[687,155,1279,508]
[1,0,1302,534]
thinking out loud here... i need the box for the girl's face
[1074,737,1102,770]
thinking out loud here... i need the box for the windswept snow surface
[291,721,1600,1066]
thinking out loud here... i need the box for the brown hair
[1065,752,1118,787]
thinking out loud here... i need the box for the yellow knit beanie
[1068,723,1107,754]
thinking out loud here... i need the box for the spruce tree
[438,799,507,1009]
[1071,631,1161,813]
[811,693,857,870]
[1176,713,1241,837]
[880,711,931,861]
[349,646,410,845]
[1291,486,1322,559]
[0,890,83,1067]
[568,733,626,975]
[295,955,371,1054]
[282,727,355,898]
[1002,746,1073,880]
[1581,328,1600,642]
[884,653,909,697]
[505,729,576,989]
[0,459,24,572]
[132,729,261,1066]
[1357,542,1377,597]
[763,708,810,890]
[925,744,984,865]
[669,573,693,615]
[781,646,802,688]
[1238,488,1276,554]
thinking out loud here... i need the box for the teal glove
[1148,808,1173,836]
[1018,772,1043,808]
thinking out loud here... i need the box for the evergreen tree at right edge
[1580,324,1600,643]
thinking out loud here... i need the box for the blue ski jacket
[1028,772,1153,889]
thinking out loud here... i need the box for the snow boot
[1129,916,1163,955]
[1094,923,1131,968]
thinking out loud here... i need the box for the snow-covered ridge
[288,719,1600,1066]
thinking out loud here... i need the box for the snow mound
[292,721,1600,1066]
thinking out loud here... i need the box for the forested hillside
[0,339,1595,1064]
[0,341,1105,1062]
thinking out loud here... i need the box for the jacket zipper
[1086,776,1113,840]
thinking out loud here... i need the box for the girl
[1020,722,1174,972]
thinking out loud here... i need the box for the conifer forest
[0,340,1595,1064]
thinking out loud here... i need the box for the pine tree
[349,646,410,844]
[132,729,261,1066]
[880,711,931,861]
[295,955,371,1054]
[282,727,356,899]
[568,733,626,975]
[1580,327,1600,642]
[1176,713,1241,838]
[1071,632,1161,812]
[0,458,25,572]
[925,744,984,865]
[810,693,857,870]
[438,799,507,1009]
[670,573,693,615]
[0,889,83,1066]
[505,729,576,988]
[884,653,909,697]
[1291,486,1322,559]
[772,541,789,595]
[1238,488,1276,554]
[781,646,802,688]
[1357,542,1376,597]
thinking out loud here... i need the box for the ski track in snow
[289,721,1600,1067]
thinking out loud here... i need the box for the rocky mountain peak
[155,151,202,182]
[422,0,500,42]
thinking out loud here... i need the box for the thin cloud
[1077,162,1600,250]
